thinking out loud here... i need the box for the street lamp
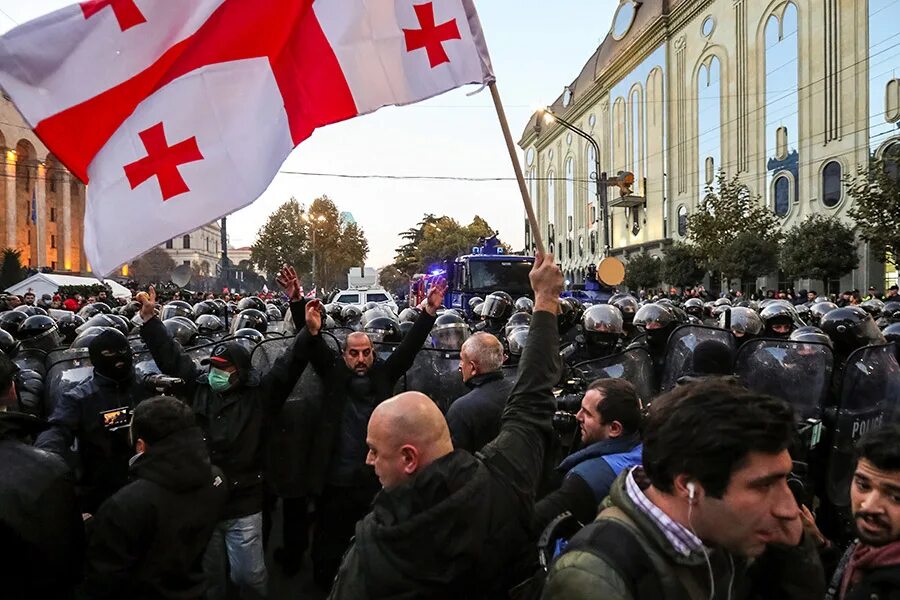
[301,212,327,288]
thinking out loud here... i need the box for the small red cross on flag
[0,0,494,276]
[123,122,203,201]
[403,3,461,68]
[80,0,147,31]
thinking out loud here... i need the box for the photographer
[534,378,642,532]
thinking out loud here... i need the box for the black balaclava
[88,329,134,382]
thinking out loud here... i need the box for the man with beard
[36,328,153,514]
[826,424,900,599]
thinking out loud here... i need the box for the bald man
[445,332,516,453]
[299,282,446,589]
[328,253,563,600]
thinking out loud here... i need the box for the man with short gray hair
[446,331,516,453]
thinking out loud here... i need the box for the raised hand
[529,253,563,313]
[305,299,323,335]
[135,285,158,321]
[276,264,301,301]
[423,277,448,316]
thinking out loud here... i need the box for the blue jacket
[560,436,643,503]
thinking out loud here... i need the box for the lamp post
[302,212,326,288]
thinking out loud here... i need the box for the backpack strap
[563,506,663,598]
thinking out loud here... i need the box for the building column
[5,150,15,247]
[35,163,47,268]
[61,173,71,271]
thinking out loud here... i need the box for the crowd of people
[0,257,898,599]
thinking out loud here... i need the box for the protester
[327,252,562,599]
[136,265,307,600]
[82,396,228,599]
[0,351,84,598]
[534,378,643,532]
[542,378,824,600]
[299,280,445,588]
[445,331,515,453]
[22,290,35,306]
[825,424,900,600]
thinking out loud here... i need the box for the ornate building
[159,222,224,278]
[1,94,88,273]
[520,0,900,293]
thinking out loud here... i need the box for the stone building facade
[520,0,900,294]
[1,95,88,273]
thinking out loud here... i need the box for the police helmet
[514,297,534,314]
[237,297,267,313]
[883,322,900,345]
[721,307,763,338]
[0,328,19,358]
[363,302,380,313]
[56,313,85,345]
[106,314,132,336]
[633,304,676,332]
[0,311,28,338]
[77,313,120,335]
[430,313,471,350]
[793,303,811,325]
[582,305,624,336]
[610,295,639,325]
[760,304,798,337]
[883,301,900,324]
[398,307,420,324]
[211,299,228,318]
[504,312,532,338]
[860,298,885,320]
[230,309,268,335]
[808,301,839,327]
[232,328,265,350]
[14,305,48,317]
[192,300,218,319]
[684,298,704,319]
[473,302,486,319]
[164,317,199,347]
[399,321,415,340]
[790,326,833,348]
[341,305,363,326]
[482,292,513,321]
[77,302,112,320]
[364,316,402,343]
[196,314,225,335]
[159,300,193,322]
[71,326,115,350]
[714,297,732,307]
[820,306,886,356]
[266,305,283,322]
[362,306,394,328]
[507,327,530,357]
[468,296,485,310]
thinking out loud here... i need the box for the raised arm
[384,279,445,383]
[300,298,337,377]
[136,286,200,385]
[479,254,562,496]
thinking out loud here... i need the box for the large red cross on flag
[0,0,494,276]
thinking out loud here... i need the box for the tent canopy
[5,274,132,300]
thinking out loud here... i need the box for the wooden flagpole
[488,81,546,256]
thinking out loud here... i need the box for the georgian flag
[0,0,494,276]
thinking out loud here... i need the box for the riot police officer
[563,304,625,366]
[761,303,798,338]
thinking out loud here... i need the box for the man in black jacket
[36,327,154,514]
[82,396,228,599]
[135,266,307,600]
[0,351,84,599]
[445,331,515,453]
[827,424,900,600]
[327,252,562,599]
[300,281,446,588]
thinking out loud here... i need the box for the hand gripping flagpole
[488,82,546,256]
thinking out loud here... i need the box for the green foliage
[378,265,409,297]
[0,248,25,290]
[623,251,661,291]
[716,232,780,284]
[780,214,859,288]
[687,172,782,270]
[847,157,900,264]
[57,284,111,299]
[129,247,177,285]
[251,196,369,291]
[389,214,508,275]
[660,243,706,289]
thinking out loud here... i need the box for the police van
[330,287,398,313]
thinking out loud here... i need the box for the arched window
[565,157,575,236]
[586,143,598,224]
[182,234,191,249]
[774,176,790,216]
[883,142,900,183]
[677,206,688,237]
[822,161,843,207]
[697,56,722,198]
[165,239,173,249]
[547,170,555,243]
[765,4,800,209]
[630,87,643,182]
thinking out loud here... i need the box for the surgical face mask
[208,368,234,393]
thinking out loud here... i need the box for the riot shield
[827,344,900,507]
[402,348,469,413]
[12,348,48,378]
[44,348,94,416]
[570,348,655,405]
[734,339,833,420]
[322,328,357,351]
[659,325,737,392]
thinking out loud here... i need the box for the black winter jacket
[446,370,516,453]
[0,411,84,599]
[328,310,561,600]
[140,301,307,518]
[36,371,155,513]
[299,311,437,495]
[82,426,228,600]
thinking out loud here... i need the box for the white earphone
[687,482,696,501]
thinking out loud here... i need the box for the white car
[331,288,398,314]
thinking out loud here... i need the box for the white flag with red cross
[0,0,494,276]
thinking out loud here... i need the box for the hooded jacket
[446,370,517,454]
[140,300,307,518]
[0,411,84,599]
[36,371,154,513]
[542,469,825,600]
[83,426,228,599]
[328,310,561,600]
